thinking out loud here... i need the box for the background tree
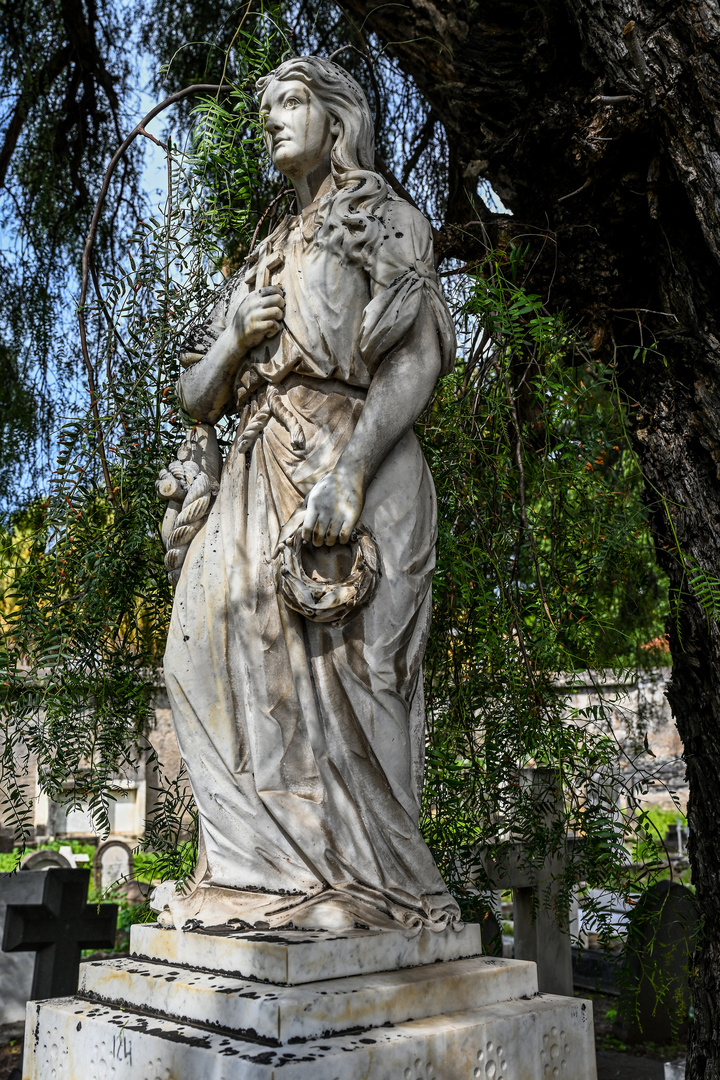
[331,1,720,1073]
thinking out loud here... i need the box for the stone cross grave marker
[0,870,46,1024]
[2,868,117,999]
[479,767,575,996]
[1,856,74,1024]
[93,839,133,893]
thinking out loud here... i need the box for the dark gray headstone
[480,908,503,956]
[2,868,117,1000]
[0,872,46,1022]
[615,880,698,1044]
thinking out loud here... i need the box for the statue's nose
[265,114,282,134]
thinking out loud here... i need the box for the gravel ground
[596,1049,665,1079]
[0,1025,22,1080]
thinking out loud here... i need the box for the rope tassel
[237,386,306,455]
[267,387,306,450]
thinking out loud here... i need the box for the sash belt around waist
[235,373,367,455]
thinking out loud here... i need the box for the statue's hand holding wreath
[276,464,364,552]
[273,462,380,628]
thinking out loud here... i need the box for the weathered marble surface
[130,921,482,984]
[23,924,597,1079]
[80,954,535,1041]
[23,990,596,1079]
[153,55,460,935]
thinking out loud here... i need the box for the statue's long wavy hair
[256,56,389,262]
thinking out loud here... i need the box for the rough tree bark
[337,1,720,1074]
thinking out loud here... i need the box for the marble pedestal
[20,922,597,1079]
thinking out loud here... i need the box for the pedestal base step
[78,954,536,1041]
[23,991,596,1080]
[129,921,484,984]
[21,925,597,1079]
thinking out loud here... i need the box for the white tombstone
[94,840,133,892]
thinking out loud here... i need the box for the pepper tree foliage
[0,2,674,931]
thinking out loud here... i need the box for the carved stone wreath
[274,523,381,627]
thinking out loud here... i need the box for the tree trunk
[338,0,720,1073]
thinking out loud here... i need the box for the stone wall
[0,686,188,850]
[560,666,686,811]
[1,667,683,849]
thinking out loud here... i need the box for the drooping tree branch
[0,46,71,188]
[0,0,123,193]
[78,83,233,504]
[401,108,436,185]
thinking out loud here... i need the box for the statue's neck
[292,164,334,211]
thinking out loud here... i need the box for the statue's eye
[285,96,301,109]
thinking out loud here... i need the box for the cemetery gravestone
[93,839,133,892]
[1,853,73,1022]
[481,767,575,995]
[58,845,90,868]
[2,868,118,999]
[615,880,698,1045]
[0,872,46,1024]
[480,906,503,956]
[20,849,71,871]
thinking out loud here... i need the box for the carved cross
[260,250,284,288]
[2,868,117,998]
[246,246,284,291]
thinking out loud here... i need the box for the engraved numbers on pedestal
[540,1026,570,1077]
[90,1032,133,1078]
[474,1040,508,1080]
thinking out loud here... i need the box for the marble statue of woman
[151,56,461,936]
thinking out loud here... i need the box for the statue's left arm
[300,199,456,548]
[300,306,442,546]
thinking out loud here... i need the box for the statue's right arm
[177,286,285,424]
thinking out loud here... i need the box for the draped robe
[153,186,462,934]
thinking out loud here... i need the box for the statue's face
[260,79,337,179]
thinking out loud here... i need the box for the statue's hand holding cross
[232,281,285,355]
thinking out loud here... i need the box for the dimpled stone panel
[22,991,598,1080]
[38,1024,69,1080]
[540,1022,574,1078]
[403,1058,438,1080]
[473,1037,510,1080]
